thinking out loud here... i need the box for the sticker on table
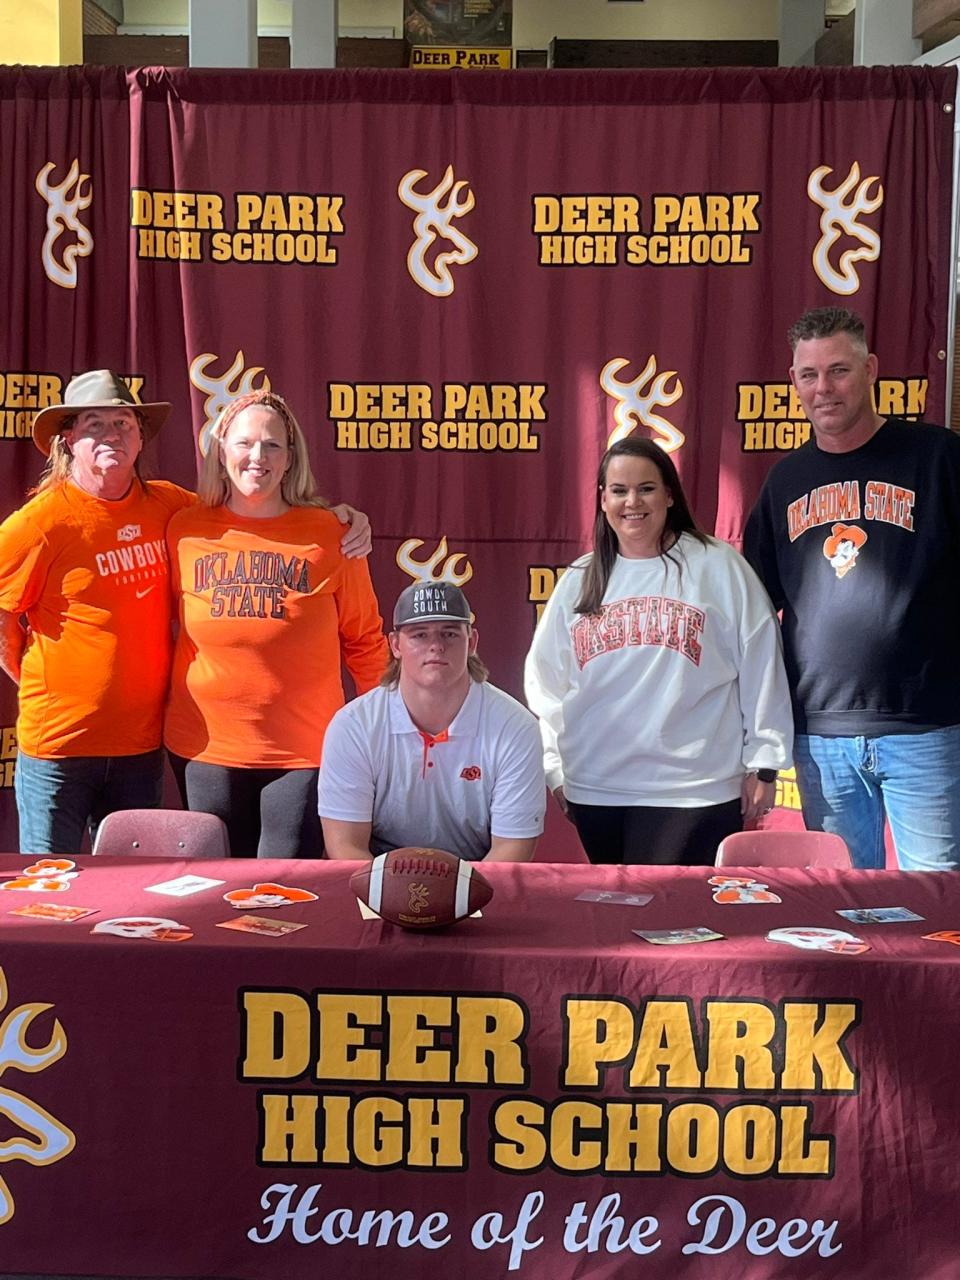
[216,914,308,937]
[708,875,782,905]
[0,873,78,892]
[576,889,654,907]
[634,926,724,946]
[767,926,869,955]
[21,858,78,877]
[145,874,226,897]
[836,906,925,925]
[92,916,193,941]
[222,883,319,910]
[923,930,960,947]
[9,902,97,923]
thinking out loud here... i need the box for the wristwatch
[755,768,777,783]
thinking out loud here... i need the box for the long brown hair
[574,436,709,616]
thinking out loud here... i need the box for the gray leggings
[169,756,321,858]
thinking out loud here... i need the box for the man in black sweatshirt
[744,306,960,871]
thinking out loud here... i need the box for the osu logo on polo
[35,159,94,290]
[190,350,271,454]
[600,355,685,453]
[398,165,478,297]
[0,966,75,1224]
[460,765,482,782]
[807,162,883,296]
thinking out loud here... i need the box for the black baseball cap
[393,582,472,628]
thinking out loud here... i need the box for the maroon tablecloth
[0,855,957,1279]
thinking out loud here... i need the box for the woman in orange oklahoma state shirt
[164,391,388,857]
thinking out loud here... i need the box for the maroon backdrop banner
[0,65,955,846]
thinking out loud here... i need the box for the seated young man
[319,581,545,862]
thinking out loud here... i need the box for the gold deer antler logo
[189,351,271,454]
[35,160,94,290]
[396,536,473,588]
[600,356,685,453]
[807,163,884,296]
[407,883,430,913]
[0,967,75,1224]
[398,166,478,297]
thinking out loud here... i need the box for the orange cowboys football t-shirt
[0,480,195,757]
[163,504,388,769]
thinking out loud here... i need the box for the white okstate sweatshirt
[524,534,793,807]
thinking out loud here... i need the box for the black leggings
[567,799,742,867]
[169,756,322,858]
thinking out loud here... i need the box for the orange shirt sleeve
[334,554,390,694]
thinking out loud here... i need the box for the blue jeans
[14,749,165,855]
[794,729,960,871]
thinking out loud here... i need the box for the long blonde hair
[197,391,327,509]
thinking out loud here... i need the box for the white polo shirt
[318,680,546,861]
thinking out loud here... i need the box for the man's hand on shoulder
[330,504,372,559]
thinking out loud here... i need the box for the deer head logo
[189,351,271,454]
[398,166,478,297]
[35,160,93,290]
[396,536,473,588]
[807,163,884,296]
[407,883,430,914]
[0,967,75,1224]
[600,356,685,453]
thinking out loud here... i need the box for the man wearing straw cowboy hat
[0,370,369,854]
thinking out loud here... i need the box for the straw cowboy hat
[32,369,171,456]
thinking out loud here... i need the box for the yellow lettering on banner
[418,421,540,451]
[240,991,312,1078]
[455,996,527,1085]
[532,195,641,234]
[329,384,433,420]
[385,995,453,1083]
[489,1096,833,1176]
[336,421,414,450]
[703,1001,777,1090]
[666,1103,720,1174]
[491,1099,548,1171]
[315,993,383,1081]
[405,1097,466,1167]
[741,420,812,452]
[721,1103,779,1176]
[628,1000,701,1090]
[443,384,547,420]
[563,997,636,1087]
[777,1104,834,1175]
[130,189,224,229]
[781,1002,859,1091]
[0,372,60,408]
[1,727,17,759]
[234,193,344,233]
[652,193,761,233]
[260,1093,320,1162]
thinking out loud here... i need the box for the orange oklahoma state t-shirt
[164,504,388,769]
[0,480,195,757]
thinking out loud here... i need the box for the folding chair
[715,829,852,869]
[92,809,231,859]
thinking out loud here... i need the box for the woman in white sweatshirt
[524,437,793,865]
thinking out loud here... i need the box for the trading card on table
[576,889,654,907]
[633,926,724,945]
[216,914,308,937]
[92,916,193,941]
[9,902,97,923]
[145,874,226,897]
[836,906,925,925]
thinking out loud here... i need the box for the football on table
[350,847,493,929]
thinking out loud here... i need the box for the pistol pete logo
[35,160,94,290]
[600,355,684,453]
[807,162,883,296]
[823,522,867,579]
[190,351,271,454]
[398,166,478,297]
[0,967,76,1224]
